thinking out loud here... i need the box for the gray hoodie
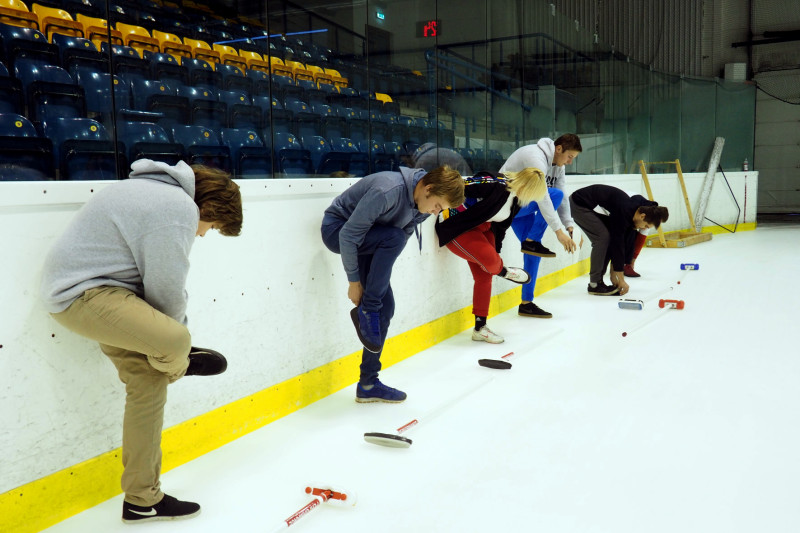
[40,159,198,324]
[499,138,574,232]
[323,167,429,282]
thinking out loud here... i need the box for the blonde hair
[420,165,466,208]
[504,168,547,207]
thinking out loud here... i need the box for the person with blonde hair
[436,168,547,343]
[40,160,243,523]
[322,165,465,403]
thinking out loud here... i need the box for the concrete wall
[0,170,755,495]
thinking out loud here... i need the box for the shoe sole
[122,509,201,523]
[350,308,382,353]
[588,290,620,296]
[472,335,504,344]
[355,396,406,404]
[522,250,556,258]
[518,311,552,318]
[624,273,641,278]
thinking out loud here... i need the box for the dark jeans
[569,197,611,284]
[321,214,405,385]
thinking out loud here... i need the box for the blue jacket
[324,167,429,282]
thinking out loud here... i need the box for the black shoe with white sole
[587,282,620,295]
[521,240,556,258]
[185,346,227,376]
[122,494,201,523]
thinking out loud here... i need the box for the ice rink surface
[45,224,800,533]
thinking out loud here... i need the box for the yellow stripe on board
[10,249,739,533]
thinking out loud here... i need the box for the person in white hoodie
[499,134,582,318]
[40,160,243,524]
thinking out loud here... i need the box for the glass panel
[0,0,756,181]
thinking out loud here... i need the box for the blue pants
[511,187,563,302]
[321,216,404,385]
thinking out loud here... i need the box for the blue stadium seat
[259,96,292,138]
[383,141,403,169]
[270,73,302,101]
[0,25,58,69]
[51,34,105,75]
[0,67,23,114]
[117,121,184,166]
[0,112,55,180]
[271,131,312,176]
[100,43,149,80]
[322,137,369,176]
[74,68,131,123]
[360,139,395,172]
[150,52,188,86]
[129,78,187,126]
[217,63,251,93]
[301,134,331,174]
[219,89,261,129]
[13,58,86,123]
[181,57,220,88]
[170,124,230,171]
[178,85,226,128]
[245,68,270,95]
[41,117,117,180]
[219,127,271,178]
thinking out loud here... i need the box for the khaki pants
[52,286,191,506]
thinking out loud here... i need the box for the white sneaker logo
[130,508,157,517]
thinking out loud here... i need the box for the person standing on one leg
[569,184,668,296]
[40,160,243,524]
[436,169,547,344]
[500,134,582,318]
[321,165,465,403]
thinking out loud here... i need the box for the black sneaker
[122,494,200,523]
[518,302,552,318]
[521,240,556,258]
[185,346,227,376]
[587,282,620,296]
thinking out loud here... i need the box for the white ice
[44,224,800,533]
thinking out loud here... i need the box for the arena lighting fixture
[215,28,328,45]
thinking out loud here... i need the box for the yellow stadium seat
[183,37,220,64]
[31,4,82,40]
[268,56,294,78]
[324,68,348,88]
[115,23,159,56]
[285,60,314,82]
[306,64,334,86]
[375,93,393,104]
[238,49,270,73]
[76,14,123,48]
[152,29,191,61]
[0,0,39,29]
[212,44,247,73]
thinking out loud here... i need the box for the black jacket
[435,172,520,252]
[571,184,658,271]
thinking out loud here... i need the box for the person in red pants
[436,169,547,343]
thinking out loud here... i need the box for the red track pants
[445,222,504,318]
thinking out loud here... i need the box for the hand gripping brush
[363,377,493,448]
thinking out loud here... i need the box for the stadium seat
[212,43,246,73]
[271,131,312,176]
[181,56,220,87]
[117,120,184,166]
[149,52,188,86]
[115,23,158,58]
[31,4,83,40]
[323,137,369,176]
[74,68,131,126]
[178,85,225,128]
[0,111,54,180]
[219,127,271,178]
[0,0,39,30]
[238,49,269,73]
[245,68,269,95]
[300,134,330,173]
[41,116,117,180]
[13,57,86,123]
[170,124,230,170]
[0,67,23,114]
[100,42,148,79]
[0,24,58,69]
[218,88,261,129]
[51,33,104,75]
[129,78,187,125]
[360,138,394,172]
[152,29,191,62]
[76,14,123,50]
[183,37,219,64]
[216,62,251,93]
